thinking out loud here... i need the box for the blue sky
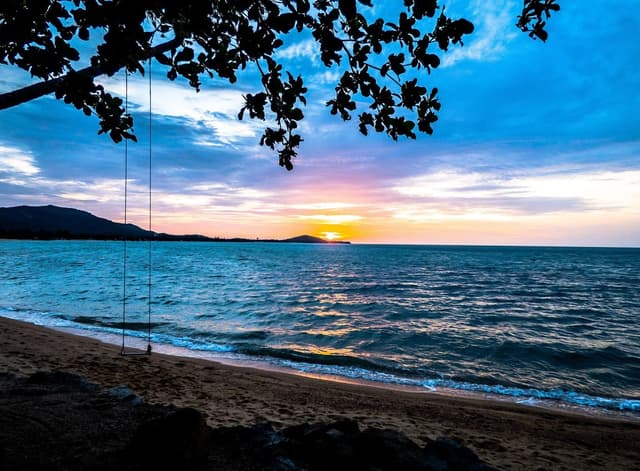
[1,1,639,245]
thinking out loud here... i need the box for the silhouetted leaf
[0,0,560,170]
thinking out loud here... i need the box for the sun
[320,231,342,241]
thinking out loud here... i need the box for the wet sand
[1,316,639,470]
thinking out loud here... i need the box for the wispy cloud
[276,39,317,61]
[298,214,363,224]
[441,0,518,67]
[391,167,640,220]
[102,78,261,146]
[159,182,274,209]
[0,171,130,204]
[290,202,359,211]
[311,70,341,85]
[0,66,40,94]
[55,178,134,203]
[0,144,40,176]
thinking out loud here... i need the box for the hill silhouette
[283,234,333,243]
[0,205,151,239]
[0,205,349,244]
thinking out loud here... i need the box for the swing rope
[146,56,153,353]
[121,69,129,354]
[121,58,153,356]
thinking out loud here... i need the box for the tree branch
[0,38,181,111]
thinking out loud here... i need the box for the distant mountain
[0,205,350,244]
[283,234,349,244]
[0,205,152,239]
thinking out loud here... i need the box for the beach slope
[1,317,638,469]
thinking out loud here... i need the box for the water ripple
[1,241,639,411]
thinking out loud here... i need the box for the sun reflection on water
[284,343,354,356]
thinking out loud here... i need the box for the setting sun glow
[320,231,342,241]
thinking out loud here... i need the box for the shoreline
[56,325,640,423]
[4,311,640,421]
[2,315,640,469]
[4,304,637,421]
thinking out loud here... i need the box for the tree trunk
[0,39,180,111]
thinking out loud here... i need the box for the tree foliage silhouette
[0,0,559,170]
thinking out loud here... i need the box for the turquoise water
[1,240,639,412]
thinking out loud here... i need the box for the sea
[1,240,639,416]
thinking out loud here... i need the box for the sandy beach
[1,316,639,470]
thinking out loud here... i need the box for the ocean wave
[491,339,639,371]
[70,315,170,331]
[2,243,640,417]
[237,345,397,373]
[2,307,639,413]
[266,358,640,412]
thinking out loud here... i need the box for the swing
[121,58,153,356]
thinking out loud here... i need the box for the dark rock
[2,372,165,471]
[210,422,282,456]
[1,372,499,471]
[309,418,359,437]
[208,423,287,471]
[282,418,359,442]
[270,420,429,471]
[127,407,210,469]
[423,437,498,471]
[275,421,362,470]
[243,421,498,471]
[105,386,143,405]
[354,428,426,470]
[271,455,304,471]
[27,370,99,392]
[245,422,283,448]
[0,372,17,382]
